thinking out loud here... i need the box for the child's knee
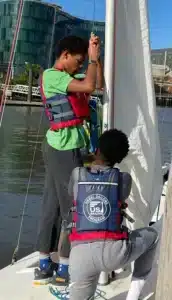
[69,280,96,300]
[147,227,159,247]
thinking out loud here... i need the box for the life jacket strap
[121,211,135,223]
[70,207,76,212]
[70,231,128,241]
[45,98,68,108]
[66,222,76,229]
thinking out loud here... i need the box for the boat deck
[0,181,166,300]
[0,219,162,300]
[0,251,153,300]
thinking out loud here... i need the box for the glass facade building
[1,1,172,76]
[0,0,105,72]
[0,0,57,70]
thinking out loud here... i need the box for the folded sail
[113,0,162,228]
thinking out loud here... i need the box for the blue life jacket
[70,167,128,241]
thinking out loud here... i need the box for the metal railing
[0,84,40,96]
[0,84,104,97]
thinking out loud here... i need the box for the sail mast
[103,0,117,131]
[98,0,117,286]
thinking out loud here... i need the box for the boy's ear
[62,50,69,59]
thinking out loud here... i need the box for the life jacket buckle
[72,222,76,228]
[48,114,54,121]
[66,222,76,229]
[121,203,128,209]
[71,207,76,212]
[45,103,52,109]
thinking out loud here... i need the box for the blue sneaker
[33,258,58,285]
[55,263,69,285]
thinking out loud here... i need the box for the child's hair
[98,129,129,166]
[55,36,89,58]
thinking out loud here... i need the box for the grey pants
[36,139,83,256]
[69,227,158,300]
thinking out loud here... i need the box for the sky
[50,0,172,50]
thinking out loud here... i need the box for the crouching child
[66,129,159,300]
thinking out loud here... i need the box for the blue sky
[149,0,172,49]
[53,0,172,50]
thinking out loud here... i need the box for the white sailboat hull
[0,217,165,300]
[0,175,167,299]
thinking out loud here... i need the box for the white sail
[107,0,162,229]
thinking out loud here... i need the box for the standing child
[34,35,103,284]
[67,129,159,300]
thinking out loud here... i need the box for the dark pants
[36,139,83,257]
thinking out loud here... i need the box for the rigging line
[11,111,44,264]
[11,2,56,262]
[48,6,56,69]
[92,0,96,32]
[91,0,102,133]
[0,0,24,127]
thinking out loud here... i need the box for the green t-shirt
[43,68,88,150]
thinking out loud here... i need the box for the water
[0,106,172,270]
[0,107,47,269]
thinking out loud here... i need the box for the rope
[90,0,103,151]
[11,112,44,264]
[49,286,107,300]
[89,99,102,152]
[48,6,56,68]
[92,0,96,32]
[10,0,57,263]
[0,0,24,126]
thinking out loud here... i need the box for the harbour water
[0,106,171,269]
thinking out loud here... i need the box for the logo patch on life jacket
[83,194,111,224]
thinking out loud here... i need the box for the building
[151,49,172,95]
[0,0,105,73]
[0,0,58,72]
[3,0,170,76]
[2,0,169,74]
[151,49,172,69]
